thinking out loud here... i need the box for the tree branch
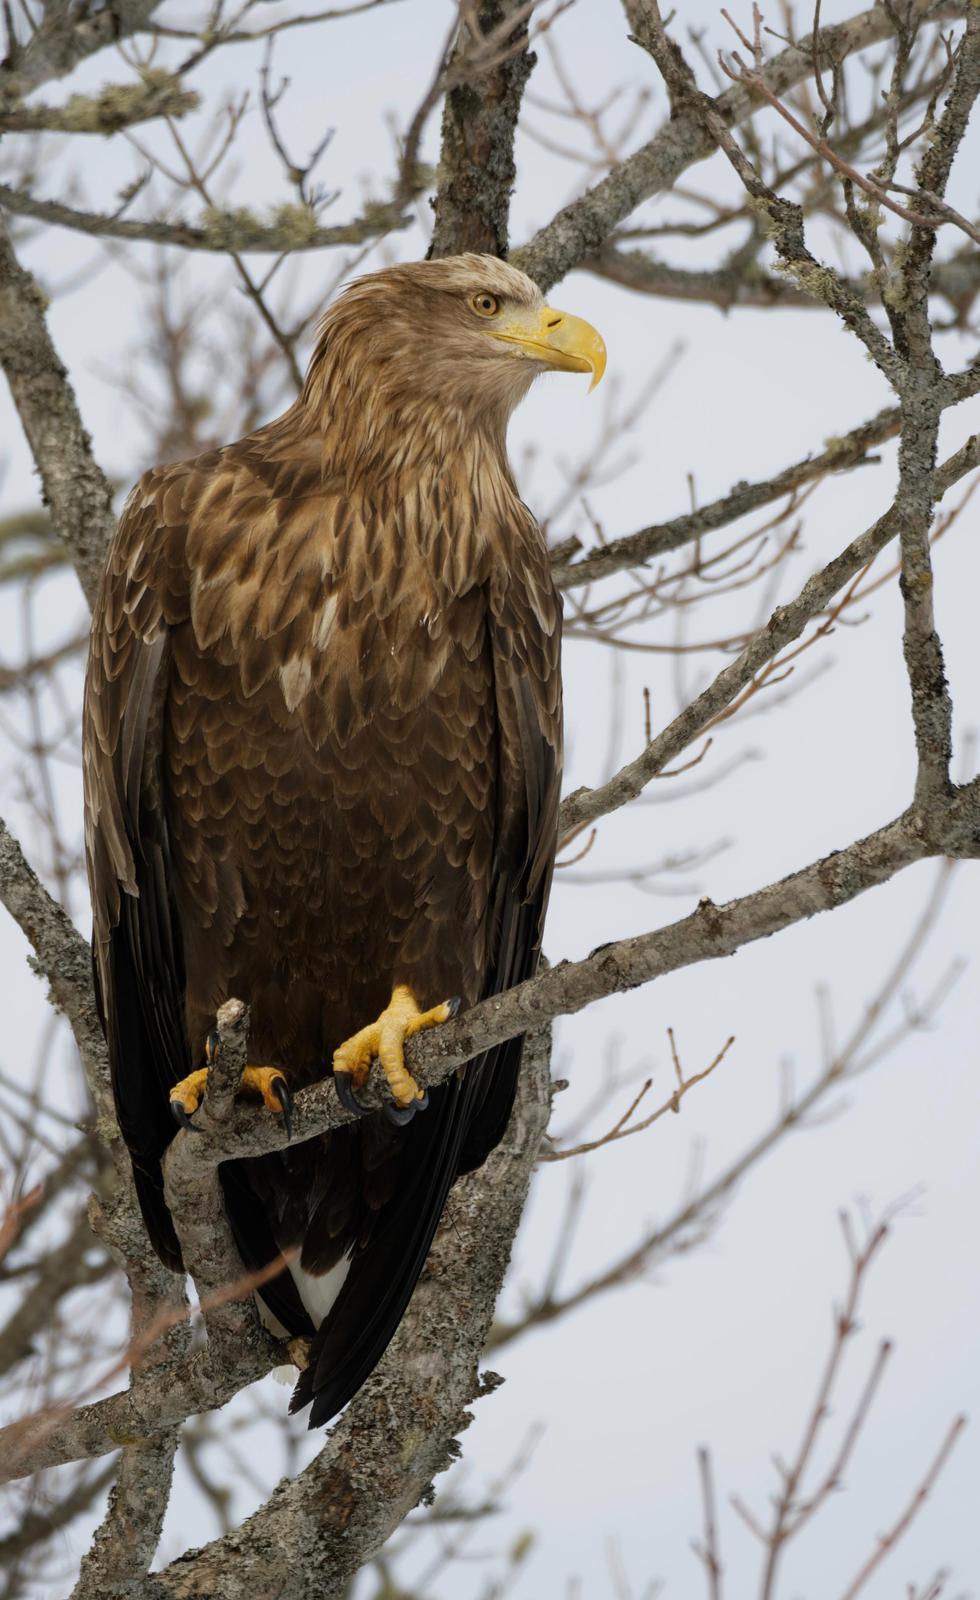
[162,999,282,1371]
[0,220,115,605]
[587,242,980,320]
[891,10,980,804]
[0,184,413,257]
[0,74,198,133]
[427,0,534,259]
[0,0,165,102]
[552,403,903,591]
[0,815,111,1117]
[559,428,980,835]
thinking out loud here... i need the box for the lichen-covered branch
[0,221,114,606]
[70,1200,191,1600]
[162,1000,281,1372]
[0,0,164,101]
[0,74,198,133]
[889,11,980,804]
[0,183,413,258]
[427,0,534,260]
[4,747,980,1489]
[70,1433,181,1600]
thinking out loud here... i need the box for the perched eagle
[83,254,605,1426]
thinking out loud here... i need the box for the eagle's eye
[470,292,500,318]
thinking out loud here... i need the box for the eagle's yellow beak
[489,305,606,391]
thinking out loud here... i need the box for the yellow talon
[333,984,457,1109]
[169,1067,209,1119]
[169,1062,292,1134]
[240,1065,291,1115]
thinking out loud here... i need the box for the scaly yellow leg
[169,1062,293,1133]
[333,983,459,1124]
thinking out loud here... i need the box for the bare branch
[0,221,115,605]
[838,1417,968,1599]
[559,426,979,835]
[0,182,414,258]
[588,242,980,319]
[0,815,111,1117]
[553,404,902,591]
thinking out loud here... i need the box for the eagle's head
[305,254,605,473]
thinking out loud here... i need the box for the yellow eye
[470,292,500,318]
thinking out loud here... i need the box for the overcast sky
[1,2,978,1595]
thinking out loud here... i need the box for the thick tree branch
[0,815,111,1116]
[427,0,534,259]
[0,0,164,102]
[3,782,980,1483]
[890,11,980,804]
[71,1199,191,1600]
[0,184,413,257]
[69,1433,180,1600]
[0,221,114,605]
[162,999,281,1371]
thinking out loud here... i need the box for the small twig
[838,1415,967,1599]
[692,1445,723,1599]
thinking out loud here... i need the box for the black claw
[333,1073,373,1119]
[170,1099,203,1133]
[447,995,462,1018]
[383,1089,429,1128]
[205,1030,221,1065]
[270,1076,293,1139]
[383,1099,417,1127]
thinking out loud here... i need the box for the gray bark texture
[428,1,534,259]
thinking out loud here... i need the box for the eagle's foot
[240,1065,293,1138]
[332,985,460,1125]
[169,1063,292,1136]
[169,1068,209,1131]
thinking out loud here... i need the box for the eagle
[83,254,605,1427]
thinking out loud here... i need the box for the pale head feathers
[300,255,545,482]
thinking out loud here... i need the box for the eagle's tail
[288,1036,523,1428]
